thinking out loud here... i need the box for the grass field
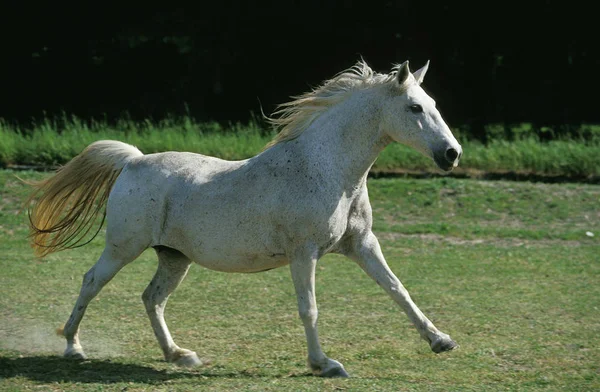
[2,116,600,178]
[1,170,599,391]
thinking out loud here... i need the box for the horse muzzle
[433,146,462,172]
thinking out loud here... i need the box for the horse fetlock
[310,358,349,378]
[168,348,203,367]
[429,333,458,353]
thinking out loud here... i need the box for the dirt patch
[369,168,600,184]
[375,232,586,248]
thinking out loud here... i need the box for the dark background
[0,1,596,141]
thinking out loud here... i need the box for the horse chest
[295,192,359,253]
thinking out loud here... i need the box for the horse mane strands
[263,60,399,149]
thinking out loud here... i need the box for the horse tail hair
[24,140,143,257]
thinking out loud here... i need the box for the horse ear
[413,60,430,85]
[396,61,410,86]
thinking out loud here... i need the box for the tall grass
[376,138,600,177]
[0,115,269,166]
[1,115,599,177]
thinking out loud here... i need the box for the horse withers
[26,60,461,377]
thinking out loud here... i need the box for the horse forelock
[263,60,407,149]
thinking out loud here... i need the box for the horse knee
[298,307,318,323]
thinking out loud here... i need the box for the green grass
[1,116,599,177]
[0,116,269,166]
[1,169,598,391]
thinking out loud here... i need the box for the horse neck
[293,89,391,187]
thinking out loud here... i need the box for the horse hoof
[171,349,203,367]
[320,365,349,378]
[312,359,349,378]
[64,347,87,360]
[431,335,459,353]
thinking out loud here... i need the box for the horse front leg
[346,231,458,353]
[289,252,349,377]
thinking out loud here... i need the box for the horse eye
[409,104,423,113]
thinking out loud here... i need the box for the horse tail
[24,140,144,257]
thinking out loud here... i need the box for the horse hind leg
[142,246,201,367]
[58,247,136,360]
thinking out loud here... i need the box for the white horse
[26,60,461,377]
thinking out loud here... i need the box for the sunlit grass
[1,170,598,390]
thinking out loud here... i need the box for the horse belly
[192,251,289,273]
[161,214,290,273]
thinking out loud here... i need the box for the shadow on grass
[0,355,213,384]
[0,355,313,384]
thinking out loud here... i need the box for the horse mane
[263,60,406,149]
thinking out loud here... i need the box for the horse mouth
[433,155,456,173]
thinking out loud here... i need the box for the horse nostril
[445,148,459,163]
